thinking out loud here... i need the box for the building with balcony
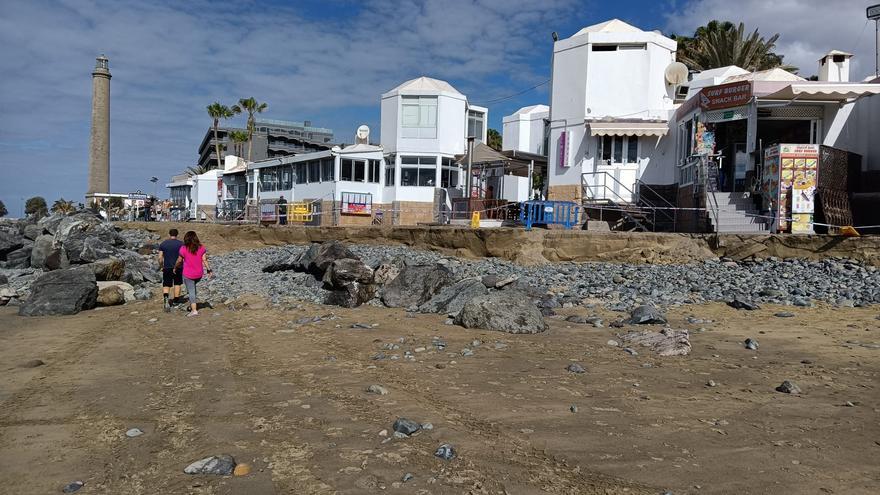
[196,118,334,170]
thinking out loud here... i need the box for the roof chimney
[818,50,853,82]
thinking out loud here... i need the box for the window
[259,167,279,191]
[280,166,293,189]
[309,160,320,183]
[467,110,485,141]
[353,160,365,182]
[441,157,459,188]
[340,159,354,181]
[401,96,437,138]
[321,158,334,181]
[400,156,437,187]
[295,163,306,184]
[592,44,617,52]
[385,160,395,186]
[367,160,381,184]
[597,136,639,164]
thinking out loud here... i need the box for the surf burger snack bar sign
[676,81,754,120]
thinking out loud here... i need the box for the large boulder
[43,248,70,271]
[54,213,124,263]
[5,245,33,268]
[30,235,56,269]
[72,258,126,281]
[96,285,125,306]
[419,278,488,316]
[37,213,66,236]
[262,251,301,273]
[627,305,667,325]
[297,241,358,277]
[23,223,44,241]
[18,268,98,316]
[79,236,124,263]
[322,258,376,308]
[0,230,24,260]
[381,264,455,308]
[455,290,547,334]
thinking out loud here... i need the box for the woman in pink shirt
[174,231,213,317]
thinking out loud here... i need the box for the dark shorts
[162,267,183,287]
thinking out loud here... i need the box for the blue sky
[0,0,875,212]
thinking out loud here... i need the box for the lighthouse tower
[87,54,111,201]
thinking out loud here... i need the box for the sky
[1,0,877,212]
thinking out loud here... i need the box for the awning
[455,141,510,165]
[587,121,668,137]
[760,83,880,101]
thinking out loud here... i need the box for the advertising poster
[762,144,819,233]
[341,192,373,216]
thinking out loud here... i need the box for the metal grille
[818,146,848,191]
[767,106,824,119]
[702,106,748,122]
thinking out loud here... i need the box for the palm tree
[229,130,250,157]
[186,164,211,177]
[207,102,235,170]
[675,21,797,73]
[231,97,268,161]
[51,198,76,215]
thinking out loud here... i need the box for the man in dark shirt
[158,229,184,311]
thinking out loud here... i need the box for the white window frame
[596,135,640,166]
[400,155,437,187]
[467,110,485,141]
[401,96,437,139]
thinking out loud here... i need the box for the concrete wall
[824,95,880,171]
[502,106,549,154]
[380,91,467,155]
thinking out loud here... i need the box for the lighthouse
[87,54,111,202]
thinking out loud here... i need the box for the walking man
[158,228,184,311]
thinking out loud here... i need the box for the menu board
[761,144,819,233]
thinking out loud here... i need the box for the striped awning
[587,121,668,137]
[760,83,880,101]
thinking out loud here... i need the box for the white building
[547,19,678,203]
[502,104,549,155]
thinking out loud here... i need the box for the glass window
[295,164,306,184]
[467,110,485,141]
[441,157,459,188]
[612,136,623,163]
[354,160,365,182]
[280,166,293,189]
[340,159,354,181]
[627,137,638,163]
[385,162,395,186]
[309,160,320,183]
[401,96,438,138]
[321,158,334,181]
[399,156,436,186]
[600,135,612,162]
[401,167,418,186]
[367,160,381,183]
[418,169,434,186]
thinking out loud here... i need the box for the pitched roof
[820,49,854,61]
[724,68,805,83]
[511,104,550,115]
[573,19,642,36]
[388,76,462,95]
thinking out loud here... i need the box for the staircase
[707,192,768,233]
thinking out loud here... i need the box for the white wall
[823,95,880,171]
[380,91,467,156]
[502,107,549,154]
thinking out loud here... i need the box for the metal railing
[581,172,654,231]
[634,180,677,231]
[450,198,512,221]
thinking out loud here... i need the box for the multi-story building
[502,104,550,155]
[196,118,334,170]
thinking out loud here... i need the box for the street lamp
[149,176,159,198]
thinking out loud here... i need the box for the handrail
[700,157,720,232]
[634,179,677,230]
[581,172,652,231]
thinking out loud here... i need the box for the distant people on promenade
[158,229,184,311]
[174,230,213,317]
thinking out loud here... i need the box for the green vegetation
[674,21,796,73]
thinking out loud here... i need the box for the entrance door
[596,135,640,202]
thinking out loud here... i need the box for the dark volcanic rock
[183,454,236,475]
[5,245,32,268]
[382,263,454,308]
[297,241,358,277]
[418,278,487,316]
[0,230,23,260]
[728,299,760,310]
[392,417,422,436]
[455,290,547,334]
[628,305,667,325]
[18,268,98,316]
[30,235,56,269]
[322,258,375,308]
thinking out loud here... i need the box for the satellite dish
[355,125,370,144]
[665,61,689,85]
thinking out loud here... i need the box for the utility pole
[869,4,880,77]
[466,136,475,204]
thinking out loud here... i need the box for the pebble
[402,473,414,482]
[125,428,144,438]
[566,363,586,374]
[148,318,158,323]
[775,312,795,318]
[393,431,408,439]
[570,405,578,413]
[607,339,619,347]
[184,454,236,475]
[351,323,374,329]
[367,384,388,395]
[19,359,45,368]
[434,443,456,460]
[744,338,759,350]
[421,422,434,430]
[460,348,474,357]
[393,417,422,436]
[706,380,717,387]
[623,347,638,356]
[233,463,251,476]
[62,481,84,493]
[776,380,802,394]
[379,429,388,436]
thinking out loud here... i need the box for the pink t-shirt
[178,245,206,280]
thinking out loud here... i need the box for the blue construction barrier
[519,200,580,230]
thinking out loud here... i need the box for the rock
[776,380,801,394]
[43,248,70,271]
[392,417,421,436]
[373,263,401,285]
[381,264,454,308]
[481,274,499,288]
[565,315,604,327]
[618,328,691,356]
[402,473,414,482]
[61,481,84,493]
[367,384,388,395]
[261,251,301,273]
[728,299,760,310]
[421,422,433,430]
[455,290,547,334]
[792,296,812,307]
[418,278,487,316]
[78,236,123,263]
[125,428,144,438]
[233,463,251,476]
[322,258,375,308]
[0,230,24,260]
[133,287,152,301]
[19,359,44,368]
[607,339,619,347]
[566,363,586,374]
[744,338,759,350]
[628,305,667,325]
[0,274,6,285]
[30,235,56,269]
[706,380,717,387]
[37,213,65,236]
[570,405,578,413]
[18,268,98,316]
[96,285,125,306]
[184,454,236,475]
[88,258,127,281]
[55,214,123,263]
[23,223,43,241]
[297,241,358,277]
[775,312,795,318]
[495,276,518,288]
[5,245,32,268]
[434,443,456,460]
[623,347,638,356]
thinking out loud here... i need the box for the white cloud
[0,0,576,202]
[665,0,878,79]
